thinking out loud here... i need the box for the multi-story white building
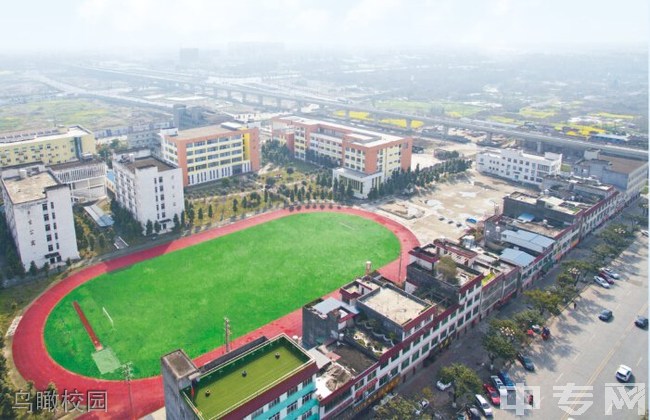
[272,116,412,198]
[112,149,184,234]
[476,148,562,187]
[50,158,107,203]
[1,165,79,270]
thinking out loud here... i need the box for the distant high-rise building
[178,48,199,63]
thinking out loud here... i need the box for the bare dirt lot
[364,137,537,244]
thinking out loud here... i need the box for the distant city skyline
[0,0,647,53]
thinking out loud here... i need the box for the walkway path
[11,206,418,419]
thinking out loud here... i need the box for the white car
[601,267,620,279]
[475,394,494,417]
[436,380,452,391]
[616,365,632,382]
[594,276,611,289]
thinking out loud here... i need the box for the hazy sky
[2,0,647,52]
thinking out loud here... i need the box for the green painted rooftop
[183,337,311,419]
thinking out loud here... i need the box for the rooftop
[500,248,536,267]
[181,336,312,419]
[0,125,92,145]
[169,124,241,141]
[360,286,427,326]
[278,116,406,147]
[122,156,176,173]
[50,157,105,171]
[162,350,197,380]
[2,171,60,204]
[595,155,647,175]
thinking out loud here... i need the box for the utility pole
[225,317,231,353]
[122,362,134,419]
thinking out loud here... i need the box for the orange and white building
[161,123,260,187]
[272,116,412,198]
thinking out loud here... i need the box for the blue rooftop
[500,248,536,267]
[517,213,535,222]
[312,297,358,316]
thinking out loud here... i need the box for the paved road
[498,234,648,419]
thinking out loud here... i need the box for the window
[269,413,280,420]
[301,411,311,420]
[287,386,298,396]
[42,203,48,211]
[302,392,312,404]
[45,224,51,231]
[48,245,54,252]
[46,234,52,242]
[287,401,298,414]
[251,407,264,418]
[269,397,280,408]
[302,379,312,388]
[401,359,410,370]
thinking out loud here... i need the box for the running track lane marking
[12,207,419,419]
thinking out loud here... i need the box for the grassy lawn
[44,213,400,379]
[518,107,557,119]
[0,98,169,132]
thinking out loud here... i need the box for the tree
[242,197,248,209]
[188,208,195,225]
[98,234,106,249]
[173,213,180,231]
[346,183,354,199]
[438,363,482,407]
[198,208,204,222]
[483,319,524,369]
[512,309,546,331]
[207,204,213,219]
[146,220,153,236]
[524,289,563,315]
[232,198,239,214]
[374,396,429,419]
[180,211,186,227]
[154,221,161,234]
[437,256,458,284]
[29,261,38,276]
[263,189,269,203]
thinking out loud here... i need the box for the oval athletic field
[12,207,419,418]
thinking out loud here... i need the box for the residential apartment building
[476,148,562,187]
[161,123,260,187]
[570,149,648,202]
[0,125,96,166]
[272,117,412,198]
[0,164,79,270]
[50,158,107,203]
[112,149,184,234]
[161,335,319,420]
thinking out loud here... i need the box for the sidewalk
[395,201,643,417]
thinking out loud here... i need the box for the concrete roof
[2,171,60,204]
[360,287,426,326]
[278,116,406,145]
[171,124,238,140]
[123,157,176,173]
[0,125,92,144]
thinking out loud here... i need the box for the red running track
[12,207,419,419]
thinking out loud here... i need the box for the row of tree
[0,217,24,279]
[261,140,292,165]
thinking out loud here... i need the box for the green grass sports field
[44,213,400,379]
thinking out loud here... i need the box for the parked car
[599,309,613,321]
[438,216,445,221]
[465,406,482,420]
[598,272,616,284]
[601,267,620,279]
[616,364,632,382]
[594,276,611,289]
[635,316,648,328]
[641,230,648,237]
[436,379,452,391]
[474,394,494,417]
[414,399,430,415]
[483,384,501,405]
[517,353,535,371]
[498,371,516,391]
[490,375,505,391]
